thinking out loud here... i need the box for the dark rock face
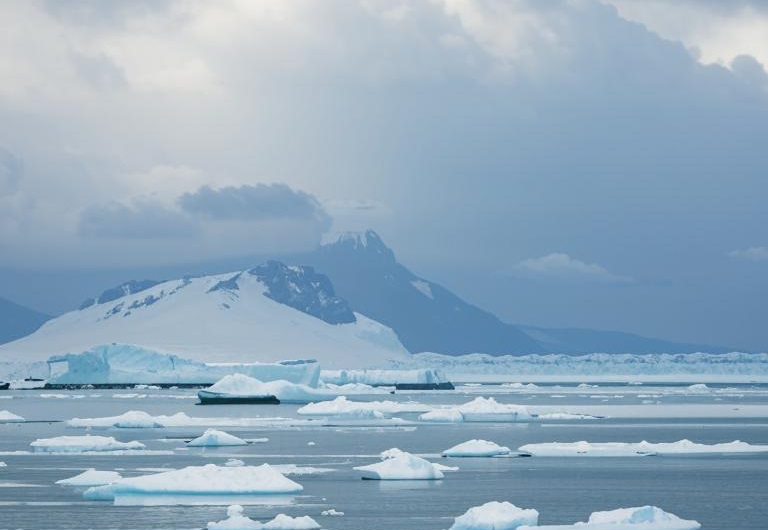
[248,261,356,325]
[83,280,163,307]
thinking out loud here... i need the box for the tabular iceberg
[31,435,146,453]
[449,501,539,530]
[443,439,511,457]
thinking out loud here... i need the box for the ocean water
[1,384,767,529]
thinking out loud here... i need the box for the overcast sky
[1,0,766,350]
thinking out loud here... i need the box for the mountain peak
[321,230,395,261]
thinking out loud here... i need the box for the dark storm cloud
[78,201,198,239]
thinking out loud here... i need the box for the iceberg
[208,505,320,530]
[320,509,344,516]
[518,439,768,457]
[31,435,145,453]
[85,464,302,504]
[449,501,539,530]
[55,469,123,486]
[520,506,700,529]
[419,397,534,423]
[199,374,336,404]
[354,448,445,480]
[320,368,449,387]
[297,396,429,418]
[443,440,511,458]
[0,410,25,423]
[187,429,248,447]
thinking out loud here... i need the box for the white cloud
[729,246,768,261]
[513,253,634,284]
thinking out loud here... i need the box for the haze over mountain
[0,297,50,344]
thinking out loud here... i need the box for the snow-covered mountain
[0,296,50,344]
[0,262,409,369]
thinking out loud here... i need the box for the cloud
[78,200,197,239]
[513,253,634,284]
[729,246,768,261]
[0,147,23,195]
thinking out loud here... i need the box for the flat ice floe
[208,505,320,530]
[201,374,336,404]
[31,435,145,453]
[419,397,534,423]
[297,396,429,418]
[0,410,25,423]
[442,439,511,457]
[187,429,248,447]
[354,448,446,480]
[55,469,123,486]
[518,439,768,457]
[519,505,700,529]
[449,501,539,530]
[84,464,303,505]
[67,411,306,429]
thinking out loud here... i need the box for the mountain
[302,230,731,355]
[0,262,408,369]
[0,296,51,345]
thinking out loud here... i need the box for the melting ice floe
[0,410,25,423]
[442,439,511,457]
[55,469,122,486]
[67,411,305,429]
[518,439,768,457]
[449,501,539,530]
[83,464,302,505]
[187,429,248,447]
[207,505,320,530]
[419,397,534,423]
[354,448,452,480]
[297,396,430,418]
[519,505,700,529]
[31,435,145,453]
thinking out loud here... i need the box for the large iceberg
[199,374,336,404]
[320,368,447,386]
[420,397,534,423]
[46,344,320,386]
[297,396,430,418]
[519,506,700,529]
[0,410,25,423]
[85,464,302,505]
[449,501,539,530]
[518,439,768,457]
[207,505,320,530]
[187,429,248,447]
[443,439,511,458]
[56,469,123,486]
[354,448,445,480]
[31,435,145,453]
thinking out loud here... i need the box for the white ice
[297,396,429,418]
[449,501,539,530]
[518,439,768,456]
[0,410,25,423]
[419,397,534,423]
[56,469,123,486]
[320,509,344,516]
[187,429,248,447]
[208,505,320,530]
[519,505,701,529]
[442,439,511,457]
[202,374,337,404]
[31,435,145,453]
[354,448,445,480]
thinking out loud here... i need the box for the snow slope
[0,267,409,369]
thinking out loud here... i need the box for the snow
[443,439,511,457]
[320,368,447,386]
[0,410,25,423]
[86,464,302,503]
[354,448,445,480]
[297,396,429,418]
[411,279,434,299]
[449,501,539,530]
[187,429,248,447]
[31,435,146,453]
[0,271,409,370]
[56,469,123,486]
[208,506,320,530]
[420,398,534,423]
[518,439,768,456]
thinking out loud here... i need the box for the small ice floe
[55,469,123,486]
[297,396,429,418]
[207,505,320,530]
[0,410,25,423]
[685,384,709,392]
[133,385,160,390]
[225,459,245,467]
[354,448,446,480]
[321,508,344,516]
[521,505,700,529]
[449,501,539,530]
[270,464,334,476]
[519,439,768,457]
[199,374,336,405]
[187,429,248,447]
[68,411,294,429]
[31,435,146,453]
[68,410,168,428]
[0,462,6,467]
[84,464,303,504]
[419,397,534,423]
[307,442,315,446]
[537,412,602,420]
[442,439,511,458]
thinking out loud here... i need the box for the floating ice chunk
[0,462,6,467]
[501,383,539,390]
[68,410,166,428]
[56,469,123,486]
[538,412,603,420]
[686,384,709,392]
[187,429,248,447]
[320,368,447,386]
[208,505,320,530]
[419,397,534,423]
[518,505,702,529]
[321,509,344,516]
[297,396,428,417]
[432,462,460,472]
[31,435,146,453]
[270,465,333,476]
[307,442,315,446]
[201,374,337,404]
[225,459,245,467]
[443,439,511,458]
[0,410,25,423]
[418,408,465,423]
[449,501,539,530]
[354,448,444,480]
[519,439,768,457]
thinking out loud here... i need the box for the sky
[0,0,766,350]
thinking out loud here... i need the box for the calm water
[1,385,767,529]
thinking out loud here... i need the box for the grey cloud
[512,253,635,284]
[178,184,331,228]
[79,201,198,239]
[731,55,768,87]
[72,52,127,90]
[0,148,23,195]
